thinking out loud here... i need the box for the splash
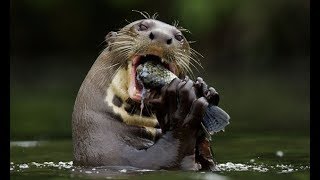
[10,161,309,174]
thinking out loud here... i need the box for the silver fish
[136,61,230,139]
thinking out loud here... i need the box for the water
[10,134,309,180]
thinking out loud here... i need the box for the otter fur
[72,17,219,170]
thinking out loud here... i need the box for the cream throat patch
[104,67,159,129]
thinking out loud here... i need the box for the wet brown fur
[72,18,212,170]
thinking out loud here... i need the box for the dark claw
[195,77,220,106]
[205,87,219,106]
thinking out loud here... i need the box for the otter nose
[149,30,173,45]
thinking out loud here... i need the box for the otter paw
[194,77,219,106]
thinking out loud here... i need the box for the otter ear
[105,31,117,46]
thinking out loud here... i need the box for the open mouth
[128,54,176,102]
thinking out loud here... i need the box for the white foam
[135,169,155,172]
[119,169,127,173]
[19,164,29,169]
[9,161,309,174]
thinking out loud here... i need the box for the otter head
[106,19,193,102]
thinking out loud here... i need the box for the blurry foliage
[10,0,309,140]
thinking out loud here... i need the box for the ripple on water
[10,141,41,148]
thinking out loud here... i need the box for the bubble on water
[252,167,268,172]
[250,159,255,163]
[280,168,294,173]
[119,169,127,173]
[32,162,42,167]
[85,171,92,174]
[19,164,29,169]
[276,150,284,157]
[92,168,96,171]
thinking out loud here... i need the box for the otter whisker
[175,56,195,79]
[113,42,135,46]
[111,50,130,64]
[144,103,153,117]
[98,39,108,48]
[152,12,159,20]
[111,48,131,59]
[92,63,120,81]
[190,48,204,58]
[179,52,203,70]
[176,49,203,70]
[173,20,179,27]
[142,11,151,19]
[178,27,191,34]
[183,57,201,74]
[118,30,137,37]
[188,41,196,44]
[111,63,125,81]
[179,55,196,75]
[98,62,120,72]
[116,32,136,37]
[124,19,132,24]
[112,45,133,52]
[132,10,150,19]
[177,60,195,79]
[133,43,150,56]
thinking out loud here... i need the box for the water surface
[10,134,309,180]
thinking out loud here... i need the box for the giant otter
[72,17,220,171]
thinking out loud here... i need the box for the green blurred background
[10,0,309,140]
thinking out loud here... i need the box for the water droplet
[276,150,284,157]
[119,169,127,173]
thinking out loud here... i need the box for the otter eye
[175,34,184,41]
[139,24,148,31]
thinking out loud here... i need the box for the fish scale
[136,61,230,138]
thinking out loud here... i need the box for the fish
[136,61,230,139]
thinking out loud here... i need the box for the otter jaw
[120,19,190,102]
[128,54,176,102]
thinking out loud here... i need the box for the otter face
[107,19,193,102]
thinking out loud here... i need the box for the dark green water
[10,134,309,180]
